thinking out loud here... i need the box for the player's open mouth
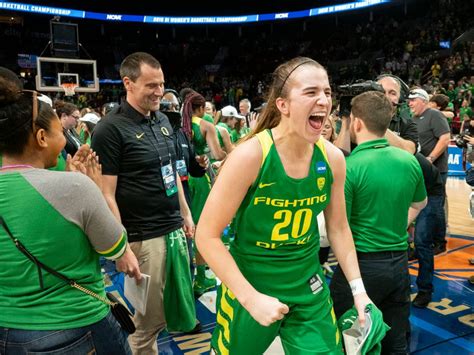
[309,113,325,130]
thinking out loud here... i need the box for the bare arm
[196,139,289,326]
[202,121,227,160]
[408,198,427,227]
[101,175,122,222]
[333,117,351,152]
[101,174,141,281]
[219,127,234,153]
[428,133,450,161]
[385,129,416,154]
[176,172,195,238]
[323,141,372,326]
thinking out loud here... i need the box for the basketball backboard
[35,57,99,93]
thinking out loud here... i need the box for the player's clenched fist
[244,292,289,327]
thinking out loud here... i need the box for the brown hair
[324,115,338,143]
[242,57,325,142]
[119,52,161,81]
[429,94,450,111]
[351,91,392,136]
[54,100,78,117]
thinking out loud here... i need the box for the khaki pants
[128,237,166,355]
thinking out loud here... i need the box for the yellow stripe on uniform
[217,331,229,355]
[217,311,231,343]
[316,138,330,165]
[217,284,233,343]
[256,130,273,167]
[192,116,202,125]
[330,307,341,344]
[330,307,336,324]
[220,293,234,320]
[227,288,235,300]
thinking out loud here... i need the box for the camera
[455,133,471,149]
[159,98,179,112]
[337,80,384,117]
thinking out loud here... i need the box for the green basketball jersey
[202,113,214,124]
[216,127,224,148]
[217,122,232,134]
[192,116,208,155]
[231,130,333,303]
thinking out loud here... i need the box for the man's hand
[243,291,289,327]
[196,154,209,169]
[116,244,142,283]
[182,212,195,239]
[353,292,373,328]
[464,135,474,144]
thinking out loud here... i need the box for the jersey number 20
[271,208,313,241]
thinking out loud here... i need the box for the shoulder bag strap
[0,216,115,306]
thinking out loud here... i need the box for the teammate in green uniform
[182,92,227,295]
[196,57,372,354]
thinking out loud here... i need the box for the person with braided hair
[196,57,372,354]
[182,91,226,296]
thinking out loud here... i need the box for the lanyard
[146,115,173,167]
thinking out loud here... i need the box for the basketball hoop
[60,83,78,96]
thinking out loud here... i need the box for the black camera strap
[0,216,115,306]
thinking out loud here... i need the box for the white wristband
[349,278,366,296]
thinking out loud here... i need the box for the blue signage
[448,145,470,176]
[0,0,391,25]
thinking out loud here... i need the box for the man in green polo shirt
[330,91,427,354]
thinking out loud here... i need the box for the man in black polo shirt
[92,52,194,355]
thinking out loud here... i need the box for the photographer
[334,76,418,154]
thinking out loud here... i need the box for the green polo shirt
[345,138,426,252]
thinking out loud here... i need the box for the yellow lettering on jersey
[271,199,285,207]
[256,241,271,248]
[254,194,328,207]
[271,209,313,241]
[256,235,312,249]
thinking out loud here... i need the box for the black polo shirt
[389,109,419,148]
[92,100,182,242]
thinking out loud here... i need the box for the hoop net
[60,83,78,96]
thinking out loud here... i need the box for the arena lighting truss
[0,0,391,25]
